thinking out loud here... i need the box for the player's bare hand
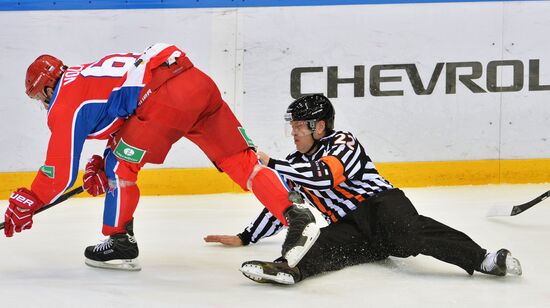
[257,151,270,165]
[204,235,243,247]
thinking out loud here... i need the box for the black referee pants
[297,188,487,279]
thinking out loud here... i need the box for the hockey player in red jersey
[4,43,320,271]
[206,94,523,284]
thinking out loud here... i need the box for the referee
[205,94,522,285]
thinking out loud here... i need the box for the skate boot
[240,259,302,285]
[281,191,320,267]
[478,249,522,276]
[84,220,141,271]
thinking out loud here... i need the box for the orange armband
[319,156,346,186]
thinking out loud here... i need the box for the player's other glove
[4,188,44,237]
[83,155,108,196]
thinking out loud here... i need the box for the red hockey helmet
[25,55,65,102]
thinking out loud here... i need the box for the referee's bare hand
[204,235,243,246]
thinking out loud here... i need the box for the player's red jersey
[31,44,185,204]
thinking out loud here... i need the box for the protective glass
[285,120,313,137]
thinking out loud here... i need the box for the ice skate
[84,220,141,271]
[240,259,302,285]
[281,191,320,267]
[478,249,522,276]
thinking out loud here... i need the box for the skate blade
[505,255,522,276]
[284,222,320,268]
[240,264,295,285]
[85,258,142,271]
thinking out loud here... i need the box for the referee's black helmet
[284,94,335,132]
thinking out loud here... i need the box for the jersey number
[334,133,356,150]
[81,54,138,78]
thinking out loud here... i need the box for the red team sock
[217,149,291,225]
[248,166,291,225]
[102,183,140,235]
[102,158,142,236]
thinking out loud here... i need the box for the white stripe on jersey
[251,214,273,242]
[323,190,353,216]
[348,158,361,177]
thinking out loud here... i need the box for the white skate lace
[93,238,114,252]
[480,252,497,272]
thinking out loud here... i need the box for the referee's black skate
[84,220,141,271]
[478,249,522,276]
[240,259,302,285]
[281,191,320,267]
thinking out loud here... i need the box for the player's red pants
[102,61,291,235]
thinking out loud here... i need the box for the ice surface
[1,184,549,308]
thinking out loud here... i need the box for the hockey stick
[0,186,84,230]
[486,189,550,217]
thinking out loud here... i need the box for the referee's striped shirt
[238,130,394,245]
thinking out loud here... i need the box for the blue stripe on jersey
[107,86,142,118]
[103,150,119,226]
[62,101,118,201]
[86,101,114,133]
[47,80,62,115]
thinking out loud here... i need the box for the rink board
[1,158,549,199]
[0,1,548,195]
